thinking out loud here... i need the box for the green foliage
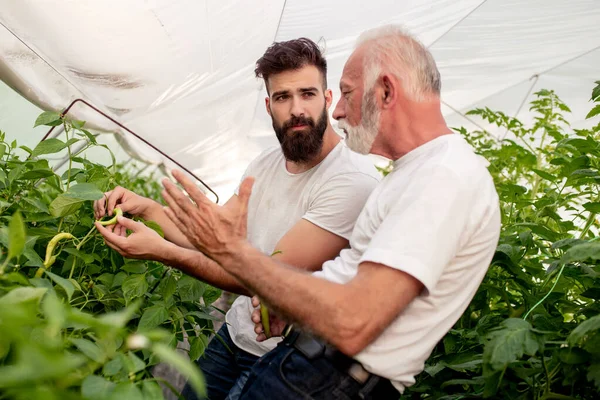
[0,117,219,399]
[403,83,600,399]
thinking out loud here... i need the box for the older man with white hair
[152,24,501,399]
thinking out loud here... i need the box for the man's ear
[381,75,397,108]
[265,97,271,116]
[324,88,333,110]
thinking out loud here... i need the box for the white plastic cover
[1,0,599,201]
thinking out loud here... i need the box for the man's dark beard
[272,107,328,163]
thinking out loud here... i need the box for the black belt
[281,326,398,399]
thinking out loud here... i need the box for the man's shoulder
[321,142,382,182]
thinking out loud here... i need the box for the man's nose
[290,96,304,117]
[332,98,345,120]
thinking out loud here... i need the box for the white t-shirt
[226,141,381,356]
[314,133,501,393]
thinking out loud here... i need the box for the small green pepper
[35,232,75,277]
[96,207,123,226]
[260,249,282,339]
[261,303,271,339]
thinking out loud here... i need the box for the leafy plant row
[395,82,600,399]
[0,113,221,400]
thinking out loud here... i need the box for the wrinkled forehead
[340,47,366,86]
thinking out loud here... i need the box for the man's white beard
[338,95,380,155]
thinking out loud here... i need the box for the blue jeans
[237,342,401,400]
[182,325,259,400]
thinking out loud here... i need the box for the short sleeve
[359,167,472,293]
[303,172,379,240]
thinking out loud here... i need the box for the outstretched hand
[161,170,254,260]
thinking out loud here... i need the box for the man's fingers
[251,295,260,308]
[251,308,261,324]
[163,206,184,232]
[94,191,111,219]
[171,170,213,208]
[95,222,128,248]
[116,216,142,233]
[107,187,124,216]
[254,322,264,335]
[161,179,196,215]
[238,177,255,211]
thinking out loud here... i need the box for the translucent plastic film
[1,0,599,199]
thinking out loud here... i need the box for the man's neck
[374,101,453,161]
[285,126,341,174]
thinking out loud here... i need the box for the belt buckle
[348,363,371,384]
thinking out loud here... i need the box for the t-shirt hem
[302,216,352,240]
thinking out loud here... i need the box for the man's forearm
[215,241,360,351]
[157,242,251,296]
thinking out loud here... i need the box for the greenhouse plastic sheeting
[1,0,599,200]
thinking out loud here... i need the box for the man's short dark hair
[255,38,327,94]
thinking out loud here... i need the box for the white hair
[356,24,441,102]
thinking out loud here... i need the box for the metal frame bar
[39,98,219,203]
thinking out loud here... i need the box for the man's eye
[276,95,288,101]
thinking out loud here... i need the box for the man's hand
[251,295,287,341]
[161,170,254,259]
[94,186,158,220]
[95,216,168,261]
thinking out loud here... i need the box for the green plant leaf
[569,314,600,346]
[63,182,104,200]
[109,382,143,400]
[141,381,164,400]
[7,210,26,261]
[586,104,600,120]
[31,138,67,157]
[562,242,600,263]
[45,271,76,301]
[178,275,205,303]
[588,362,600,389]
[557,347,590,364]
[531,168,556,181]
[49,195,84,217]
[122,262,147,274]
[483,318,540,373]
[70,338,105,363]
[34,111,62,127]
[23,197,50,214]
[122,274,149,305]
[19,169,56,180]
[583,202,600,213]
[81,375,115,400]
[138,305,169,331]
[102,357,123,377]
[0,287,47,305]
[188,334,209,361]
[203,285,222,306]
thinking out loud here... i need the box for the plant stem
[523,263,566,320]
[64,121,73,191]
[531,130,548,200]
[578,211,596,239]
[541,353,551,395]
[0,256,9,275]
[77,226,97,250]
